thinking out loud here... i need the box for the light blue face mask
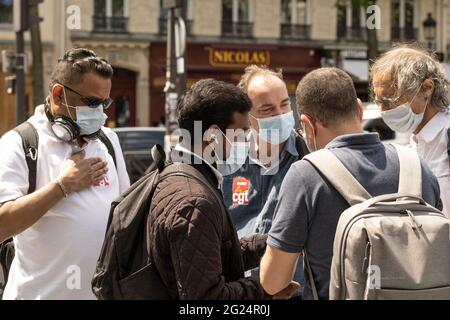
[75,106,108,136]
[62,87,108,136]
[250,111,295,144]
[215,131,249,176]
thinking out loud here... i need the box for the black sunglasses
[58,82,113,109]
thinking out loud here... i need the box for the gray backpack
[304,144,450,300]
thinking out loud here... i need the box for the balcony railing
[391,27,418,41]
[338,25,367,41]
[222,21,253,38]
[93,16,128,33]
[159,18,193,36]
[281,23,311,40]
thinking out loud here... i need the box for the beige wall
[377,0,391,42]
[129,0,159,33]
[253,0,280,38]
[66,0,93,32]
[311,0,337,40]
[193,0,222,36]
[0,1,449,46]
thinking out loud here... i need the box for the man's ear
[300,114,314,134]
[422,79,435,100]
[356,99,364,122]
[51,84,64,106]
[205,125,221,144]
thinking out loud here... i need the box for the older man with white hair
[371,44,450,217]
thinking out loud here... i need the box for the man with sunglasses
[0,48,130,299]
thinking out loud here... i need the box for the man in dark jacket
[148,79,299,300]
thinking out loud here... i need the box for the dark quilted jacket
[148,161,269,300]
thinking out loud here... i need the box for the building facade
[1,0,450,134]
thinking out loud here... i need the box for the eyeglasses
[373,96,397,110]
[58,82,113,109]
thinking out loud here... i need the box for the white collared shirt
[173,144,223,189]
[410,109,450,217]
[0,106,130,300]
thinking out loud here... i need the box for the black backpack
[0,122,116,299]
[91,144,228,300]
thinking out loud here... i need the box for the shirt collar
[413,109,450,144]
[173,144,224,189]
[325,133,381,149]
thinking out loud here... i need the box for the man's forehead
[248,75,286,93]
[76,73,111,99]
[372,71,394,87]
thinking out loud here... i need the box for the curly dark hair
[177,79,252,136]
[48,48,113,91]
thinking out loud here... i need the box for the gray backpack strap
[392,144,422,198]
[304,149,371,206]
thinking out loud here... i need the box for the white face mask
[301,120,317,153]
[380,88,426,134]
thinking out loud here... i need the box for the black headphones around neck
[45,100,80,142]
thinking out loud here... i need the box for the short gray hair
[237,65,283,93]
[296,67,358,126]
[371,44,449,111]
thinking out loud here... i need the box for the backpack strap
[391,144,422,198]
[14,122,39,195]
[304,149,371,206]
[98,130,117,168]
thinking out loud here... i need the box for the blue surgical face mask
[215,131,249,176]
[76,106,108,136]
[380,87,426,134]
[62,87,108,136]
[250,111,295,144]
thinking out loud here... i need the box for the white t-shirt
[0,106,130,300]
[411,108,450,218]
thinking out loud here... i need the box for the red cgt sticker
[232,177,250,205]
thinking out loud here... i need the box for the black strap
[294,129,310,158]
[14,122,39,195]
[98,130,117,168]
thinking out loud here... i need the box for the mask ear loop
[303,114,318,151]
[56,84,77,122]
